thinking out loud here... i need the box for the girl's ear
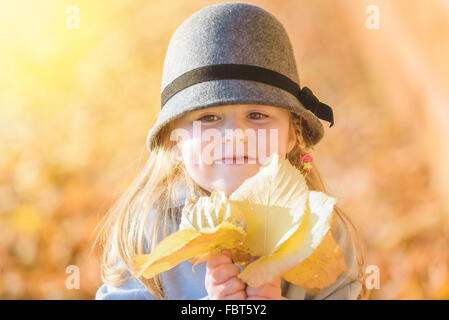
[286,121,297,154]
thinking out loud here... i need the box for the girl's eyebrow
[191,110,217,119]
[192,108,225,118]
[190,106,274,120]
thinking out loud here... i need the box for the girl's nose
[223,132,248,144]
[221,116,249,143]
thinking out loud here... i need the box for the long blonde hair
[93,111,370,300]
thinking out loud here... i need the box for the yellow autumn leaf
[133,191,247,278]
[229,153,310,258]
[180,190,248,266]
[133,152,347,290]
[133,222,246,278]
[179,190,246,233]
[282,221,350,290]
[228,153,343,288]
[235,190,338,287]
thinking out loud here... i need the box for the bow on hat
[297,87,334,128]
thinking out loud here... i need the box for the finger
[269,276,281,287]
[221,249,233,260]
[215,276,246,296]
[208,264,241,286]
[248,276,281,288]
[224,290,247,300]
[246,283,281,297]
[207,251,233,269]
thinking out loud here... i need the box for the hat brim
[146,79,324,151]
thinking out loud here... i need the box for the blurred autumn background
[1,0,448,299]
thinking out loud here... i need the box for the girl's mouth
[216,155,255,165]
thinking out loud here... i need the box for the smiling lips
[215,155,256,164]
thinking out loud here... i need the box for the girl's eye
[198,112,267,122]
[248,112,267,120]
[198,114,220,122]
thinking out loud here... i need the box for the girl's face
[172,105,297,197]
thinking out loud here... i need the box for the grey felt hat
[146,1,334,152]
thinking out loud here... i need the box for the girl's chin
[210,178,254,197]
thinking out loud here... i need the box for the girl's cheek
[200,136,224,165]
[258,127,289,160]
[254,129,278,160]
[181,139,200,167]
[182,138,216,167]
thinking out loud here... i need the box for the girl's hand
[246,276,282,300]
[205,249,247,300]
[246,256,282,300]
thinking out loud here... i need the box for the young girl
[95,2,368,300]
